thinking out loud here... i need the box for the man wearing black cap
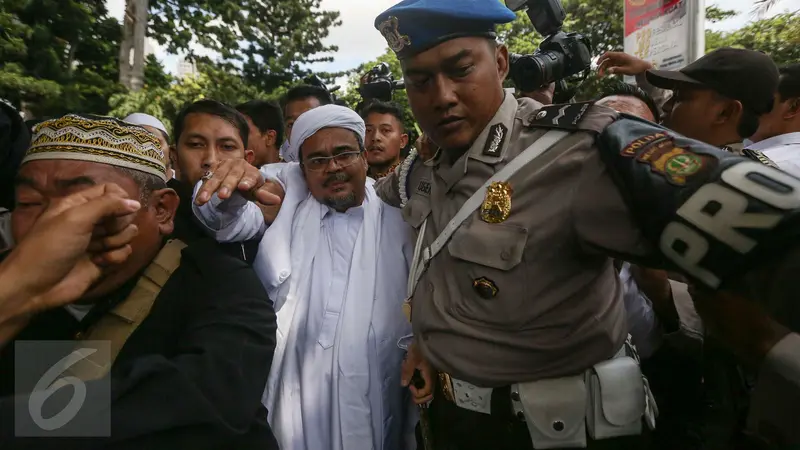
[598,48,780,156]
[367,1,800,449]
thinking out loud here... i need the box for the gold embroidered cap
[23,114,167,181]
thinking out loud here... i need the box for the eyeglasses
[303,151,362,172]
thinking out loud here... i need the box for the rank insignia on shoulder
[483,123,508,157]
[480,181,512,223]
[473,277,499,300]
[632,139,714,186]
[527,101,594,130]
[742,148,780,169]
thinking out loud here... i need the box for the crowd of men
[0,0,799,449]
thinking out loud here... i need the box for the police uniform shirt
[376,94,654,387]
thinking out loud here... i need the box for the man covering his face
[0,114,278,449]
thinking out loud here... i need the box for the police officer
[371,1,800,449]
[597,48,780,165]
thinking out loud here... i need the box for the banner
[624,0,692,71]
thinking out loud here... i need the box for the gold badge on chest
[480,181,512,223]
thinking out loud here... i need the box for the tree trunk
[118,0,135,88]
[129,0,149,91]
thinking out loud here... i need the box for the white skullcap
[123,113,169,138]
[286,104,365,163]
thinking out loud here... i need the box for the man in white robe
[191,105,417,450]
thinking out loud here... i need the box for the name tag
[416,179,432,197]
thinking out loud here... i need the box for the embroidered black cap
[645,47,780,114]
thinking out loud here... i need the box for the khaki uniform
[376,94,654,387]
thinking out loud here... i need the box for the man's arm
[374,164,403,207]
[747,332,800,445]
[581,115,800,291]
[191,185,266,243]
[0,258,278,449]
[191,160,286,243]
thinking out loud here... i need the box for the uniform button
[552,420,565,432]
[500,250,511,261]
[74,331,84,340]
[427,282,434,292]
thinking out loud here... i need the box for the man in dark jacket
[0,114,278,449]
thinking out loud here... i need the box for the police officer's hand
[1,183,141,317]
[401,341,435,405]
[194,159,284,208]
[597,51,654,77]
[630,265,680,331]
[690,287,790,367]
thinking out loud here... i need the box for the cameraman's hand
[520,83,556,105]
[194,159,282,207]
[597,51,653,77]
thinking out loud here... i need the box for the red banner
[624,0,682,36]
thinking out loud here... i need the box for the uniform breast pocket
[446,218,530,328]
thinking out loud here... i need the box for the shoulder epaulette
[523,101,616,134]
[742,148,780,169]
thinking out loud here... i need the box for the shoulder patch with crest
[526,101,594,131]
[483,123,508,157]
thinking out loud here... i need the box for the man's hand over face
[3,183,141,316]
[194,159,282,208]
[597,51,654,77]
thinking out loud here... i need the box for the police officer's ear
[786,98,800,118]
[717,98,743,126]
[494,42,510,82]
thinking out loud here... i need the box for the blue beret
[375,0,517,59]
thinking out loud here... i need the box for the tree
[0,0,123,117]
[144,54,172,90]
[337,49,418,137]
[706,13,800,66]
[109,61,270,133]
[144,0,341,94]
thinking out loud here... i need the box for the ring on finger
[201,170,214,181]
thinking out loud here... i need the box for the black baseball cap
[645,48,780,114]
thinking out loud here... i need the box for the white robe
[192,163,417,450]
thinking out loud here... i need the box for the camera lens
[509,51,564,92]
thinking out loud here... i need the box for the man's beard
[324,192,357,211]
[322,171,358,212]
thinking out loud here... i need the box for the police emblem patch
[378,16,411,53]
[483,123,508,157]
[480,181,512,223]
[620,132,670,157]
[636,141,711,185]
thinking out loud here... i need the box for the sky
[107,0,799,81]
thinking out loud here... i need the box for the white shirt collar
[746,132,800,151]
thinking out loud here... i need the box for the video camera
[303,74,346,106]
[505,0,592,96]
[357,62,405,103]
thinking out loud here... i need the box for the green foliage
[144,54,173,90]
[337,49,417,137]
[705,13,800,66]
[109,61,268,133]
[148,0,342,94]
[705,6,738,23]
[0,0,123,116]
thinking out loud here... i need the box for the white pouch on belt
[512,375,587,449]
[585,356,645,440]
